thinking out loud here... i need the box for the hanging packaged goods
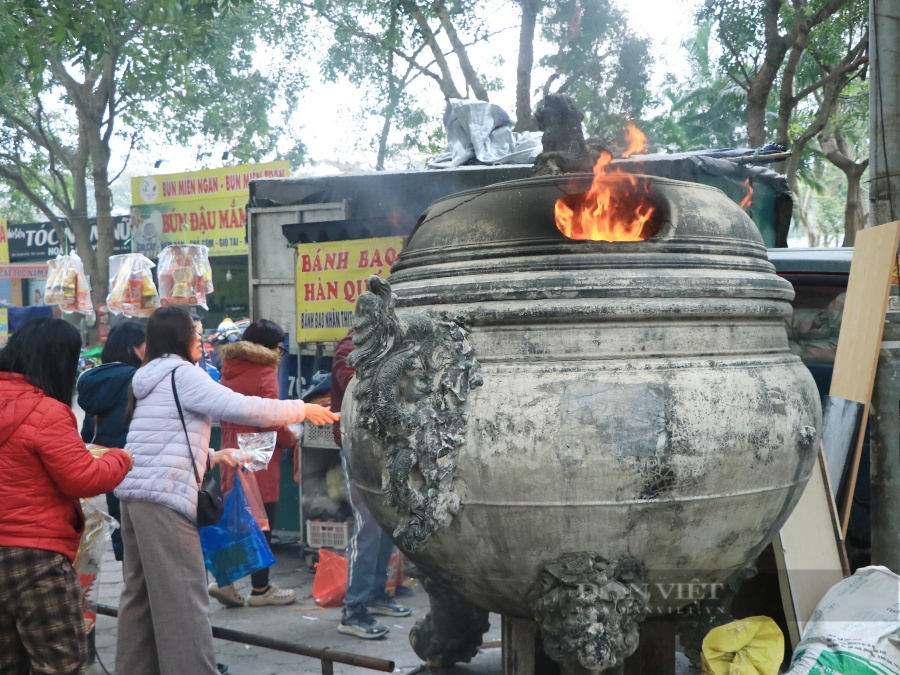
[157,244,214,310]
[107,253,160,317]
[44,252,93,315]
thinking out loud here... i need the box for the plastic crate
[303,423,339,449]
[306,520,352,549]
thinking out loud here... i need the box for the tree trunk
[514,0,540,132]
[377,4,400,171]
[406,4,462,100]
[434,1,488,101]
[792,182,819,247]
[745,0,790,149]
[842,166,866,247]
[87,130,114,336]
[820,130,868,247]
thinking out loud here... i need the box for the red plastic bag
[236,468,269,532]
[385,548,402,597]
[312,549,347,608]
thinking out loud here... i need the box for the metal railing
[95,603,395,674]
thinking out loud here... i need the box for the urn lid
[391,174,769,275]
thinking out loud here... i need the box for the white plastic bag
[74,497,117,634]
[234,431,277,471]
[784,566,900,675]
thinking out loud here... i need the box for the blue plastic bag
[198,472,275,588]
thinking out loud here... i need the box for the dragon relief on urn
[347,275,482,553]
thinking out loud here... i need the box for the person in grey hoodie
[113,307,337,675]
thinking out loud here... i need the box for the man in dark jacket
[332,331,411,639]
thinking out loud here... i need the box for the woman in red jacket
[0,318,132,673]
[207,319,299,608]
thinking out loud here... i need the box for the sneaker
[247,584,296,607]
[366,596,411,617]
[208,582,245,608]
[216,663,229,674]
[337,609,389,639]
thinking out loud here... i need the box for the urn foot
[529,553,649,674]
[409,576,490,669]
[678,562,757,669]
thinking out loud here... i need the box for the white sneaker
[247,585,296,606]
[208,582,245,608]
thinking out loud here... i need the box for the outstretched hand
[304,404,340,426]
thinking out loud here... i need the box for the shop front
[129,161,290,326]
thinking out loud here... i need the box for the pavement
[85,535,697,674]
[85,536,508,675]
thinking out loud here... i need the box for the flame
[739,178,753,211]
[554,123,659,242]
[622,121,648,158]
[387,210,404,229]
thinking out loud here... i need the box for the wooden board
[820,395,865,501]
[775,448,848,649]
[827,220,900,535]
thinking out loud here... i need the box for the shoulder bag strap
[171,368,205,486]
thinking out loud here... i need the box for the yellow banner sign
[0,218,8,265]
[131,161,290,206]
[295,237,405,342]
[0,308,7,345]
[130,197,249,258]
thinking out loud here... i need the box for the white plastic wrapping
[234,431,277,471]
[107,253,160,317]
[44,252,93,315]
[157,244,214,310]
[784,566,900,674]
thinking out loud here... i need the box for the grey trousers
[115,501,217,675]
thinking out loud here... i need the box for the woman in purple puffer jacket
[114,307,337,675]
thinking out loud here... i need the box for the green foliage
[0,0,310,323]
[649,21,748,151]
[538,0,653,140]
[301,0,450,168]
[682,0,868,245]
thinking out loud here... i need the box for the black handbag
[171,369,224,528]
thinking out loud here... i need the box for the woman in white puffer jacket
[115,306,337,675]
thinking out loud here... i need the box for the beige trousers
[115,500,217,675]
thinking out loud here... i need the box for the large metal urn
[341,174,821,672]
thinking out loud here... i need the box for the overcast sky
[120,0,702,196]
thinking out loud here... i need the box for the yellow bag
[701,616,784,675]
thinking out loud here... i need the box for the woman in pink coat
[208,319,299,608]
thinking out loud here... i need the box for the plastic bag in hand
[234,431,277,471]
[236,468,269,532]
[75,497,117,634]
[199,474,275,588]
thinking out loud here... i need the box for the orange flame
[739,178,753,211]
[622,121,648,158]
[554,123,658,242]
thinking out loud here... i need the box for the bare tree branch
[403,2,463,99]
[433,0,488,101]
[299,2,450,94]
